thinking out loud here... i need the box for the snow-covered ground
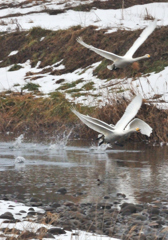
[0,200,119,240]
[0,0,168,107]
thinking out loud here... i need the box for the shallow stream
[0,135,168,205]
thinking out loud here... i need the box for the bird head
[145,54,150,58]
[136,127,141,133]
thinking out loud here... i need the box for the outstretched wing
[115,95,143,131]
[124,20,157,58]
[71,108,114,136]
[125,118,152,137]
[77,37,122,62]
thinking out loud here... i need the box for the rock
[29,197,40,202]
[45,206,56,212]
[47,227,66,235]
[104,196,110,199]
[57,188,67,194]
[27,211,36,216]
[64,201,74,207]
[97,203,112,209]
[51,202,61,208]
[116,193,126,198]
[120,204,136,215]
[28,207,35,211]
[19,210,27,213]
[0,212,14,220]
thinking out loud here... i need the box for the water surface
[0,137,168,205]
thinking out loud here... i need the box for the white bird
[77,20,156,70]
[71,95,152,146]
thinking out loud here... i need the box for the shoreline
[1,193,168,240]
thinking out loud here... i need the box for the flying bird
[71,95,152,146]
[76,20,156,70]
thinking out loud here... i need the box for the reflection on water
[0,137,168,204]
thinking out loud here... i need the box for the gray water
[0,136,168,205]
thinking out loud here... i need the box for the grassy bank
[0,92,167,144]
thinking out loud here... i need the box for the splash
[11,134,24,149]
[15,156,25,163]
[48,128,73,150]
[89,143,112,153]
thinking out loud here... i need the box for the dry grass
[0,92,167,143]
[1,24,168,80]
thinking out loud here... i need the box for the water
[0,134,168,205]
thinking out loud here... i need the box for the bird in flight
[77,20,156,70]
[71,95,152,146]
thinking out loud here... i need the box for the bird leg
[107,64,118,71]
[96,134,105,146]
[96,134,104,140]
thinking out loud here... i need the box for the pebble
[1,194,168,239]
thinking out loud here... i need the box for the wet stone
[57,188,67,195]
[47,227,66,235]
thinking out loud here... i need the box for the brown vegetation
[0,24,168,80]
[0,92,167,144]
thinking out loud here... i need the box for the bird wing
[115,95,143,131]
[124,20,157,58]
[71,108,114,136]
[77,37,122,61]
[125,118,152,137]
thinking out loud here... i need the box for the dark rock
[120,204,136,215]
[48,227,66,235]
[117,193,126,198]
[97,203,112,209]
[29,197,40,202]
[28,207,35,211]
[51,202,61,208]
[57,188,67,194]
[104,196,110,199]
[31,202,43,207]
[0,212,14,220]
[27,211,36,216]
[19,210,27,213]
[64,201,75,206]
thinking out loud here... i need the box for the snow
[0,200,119,240]
[0,1,168,107]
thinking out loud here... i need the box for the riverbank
[1,194,168,239]
[0,93,167,144]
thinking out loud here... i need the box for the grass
[8,64,23,71]
[82,81,95,91]
[22,82,40,91]
[1,24,168,80]
[0,91,167,144]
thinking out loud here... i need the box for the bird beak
[136,128,141,133]
[148,54,151,58]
